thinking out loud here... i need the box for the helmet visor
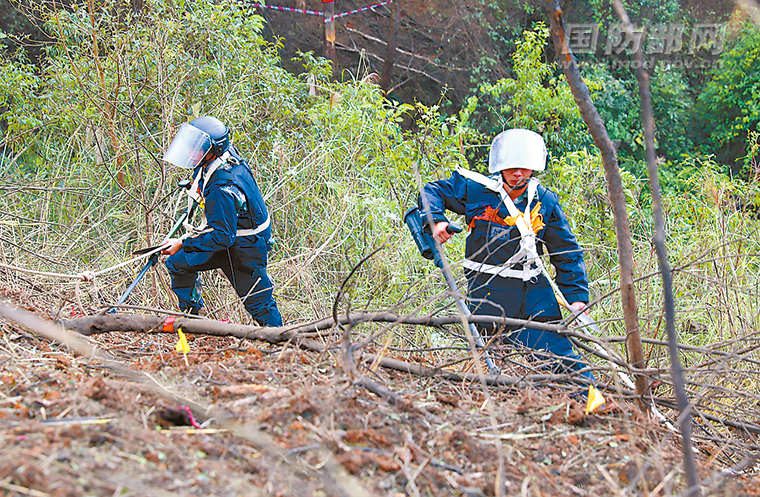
[488,129,547,173]
[163,123,212,169]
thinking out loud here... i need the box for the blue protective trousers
[467,273,594,382]
[165,235,282,327]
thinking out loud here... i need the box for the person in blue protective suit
[160,116,283,327]
[420,129,593,381]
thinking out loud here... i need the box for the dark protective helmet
[189,116,230,157]
[163,116,231,169]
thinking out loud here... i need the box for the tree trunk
[611,1,700,493]
[542,0,648,403]
[380,0,401,93]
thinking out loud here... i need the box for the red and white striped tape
[244,0,323,16]
[243,0,394,21]
[326,0,394,22]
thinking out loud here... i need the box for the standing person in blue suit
[420,129,593,381]
[161,116,283,327]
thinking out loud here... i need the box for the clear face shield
[163,123,212,169]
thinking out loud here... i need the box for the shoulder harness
[455,166,545,281]
[183,152,271,238]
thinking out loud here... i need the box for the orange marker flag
[585,385,606,414]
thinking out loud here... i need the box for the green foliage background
[694,22,760,173]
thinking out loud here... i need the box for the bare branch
[610,1,700,493]
[343,26,469,72]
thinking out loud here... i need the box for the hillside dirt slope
[259,0,523,106]
[1,288,759,496]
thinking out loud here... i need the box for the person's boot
[183,278,204,316]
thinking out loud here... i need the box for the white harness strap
[182,152,270,239]
[183,167,206,235]
[461,259,541,280]
[236,215,271,237]
[456,167,544,281]
[184,152,229,233]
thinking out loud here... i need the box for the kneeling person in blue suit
[420,129,593,381]
[161,116,283,327]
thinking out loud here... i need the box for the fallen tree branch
[65,310,646,373]
[64,311,570,338]
[45,309,760,438]
[63,311,642,377]
[63,312,600,388]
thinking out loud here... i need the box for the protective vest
[455,167,545,281]
[184,149,271,238]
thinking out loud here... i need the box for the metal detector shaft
[403,206,499,375]
[110,253,161,311]
[434,257,500,375]
[108,184,197,312]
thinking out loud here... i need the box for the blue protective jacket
[420,169,589,308]
[183,146,271,253]
[420,168,593,380]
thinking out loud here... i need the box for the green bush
[587,63,694,167]
[462,23,593,156]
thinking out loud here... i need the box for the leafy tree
[585,63,638,150]
[462,23,592,162]
[693,22,760,172]
[587,63,693,161]
[0,46,44,143]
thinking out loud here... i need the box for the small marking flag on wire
[175,327,190,365]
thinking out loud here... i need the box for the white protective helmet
[488,129,547,174]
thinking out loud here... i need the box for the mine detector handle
[108,179,198,313]
[403,207,499,375]
[403,206,462,269]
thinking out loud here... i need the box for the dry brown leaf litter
[1,300,759,496]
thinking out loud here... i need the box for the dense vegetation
[1,0,760,441]
[2,0,760,492]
